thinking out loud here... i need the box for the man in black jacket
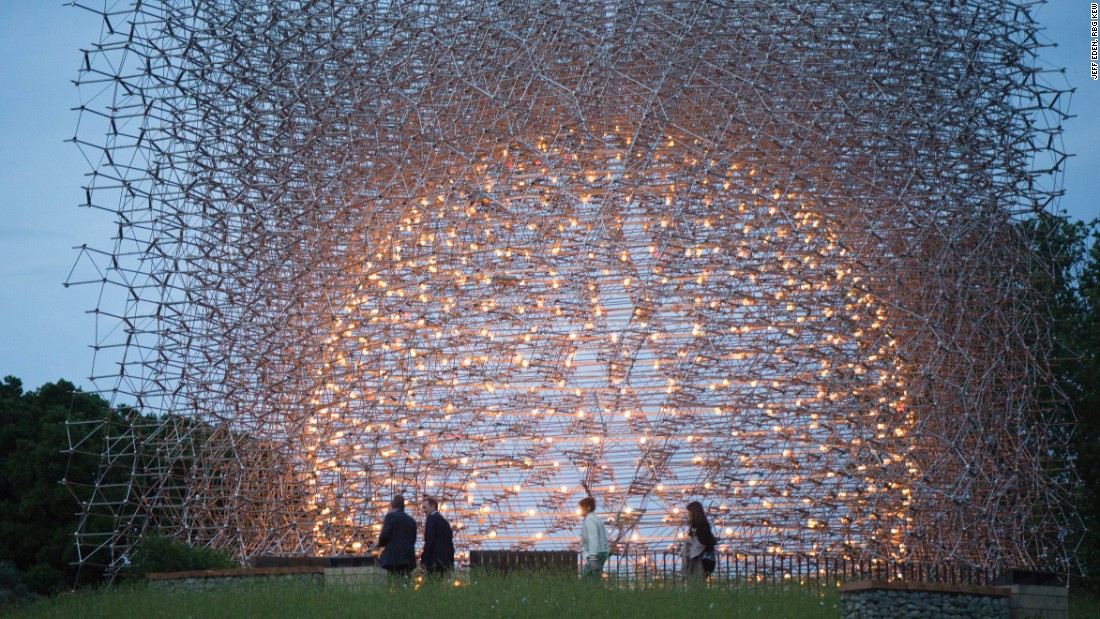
[419,497,455,575]
[373,494,417,577]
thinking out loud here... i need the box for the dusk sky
[1,1,1097,401]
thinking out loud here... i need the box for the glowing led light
[69,0,1073,582]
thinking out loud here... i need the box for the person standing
[578,496,609,580]
[419,496,455,575]
[373,494,418,577]
[683,500,717,581]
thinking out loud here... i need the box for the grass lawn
[5,573,1098,618]
[4,573,837,619]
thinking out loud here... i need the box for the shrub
[128,533,236,578]
[0,561,32,608]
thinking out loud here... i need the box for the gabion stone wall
[838,583,1010,619]
[66,0,1075,577]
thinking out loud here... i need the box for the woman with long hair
[683,500,717,580]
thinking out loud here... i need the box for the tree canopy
[0,377,138,593]
[1038,215,1100,584]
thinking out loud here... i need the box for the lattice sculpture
[66,0,1076,579]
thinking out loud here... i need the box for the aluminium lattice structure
[66,0,1076,580]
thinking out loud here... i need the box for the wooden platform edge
[837,580,1011,597]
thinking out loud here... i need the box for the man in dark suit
[419,496,455,575]
[373,494,417,577]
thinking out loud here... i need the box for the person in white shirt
[578,496,609,580]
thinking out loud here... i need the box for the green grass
[1070,589,1100,619]
[7,574,1098,619]
[4,573,837,619]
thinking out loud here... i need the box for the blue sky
[1,1,1097,397]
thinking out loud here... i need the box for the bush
[128,533,236,578]
[0,561,32,608]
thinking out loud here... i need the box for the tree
[1029,215,1100,586]
[0,377,141,593]
[1066,219,1100,585]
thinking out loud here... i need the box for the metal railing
[599,551,994,587]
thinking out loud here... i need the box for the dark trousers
[425,564,453,577]
[383,564,414,578]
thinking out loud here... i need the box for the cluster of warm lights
[68,0,1075,580]
[296,128,916,562]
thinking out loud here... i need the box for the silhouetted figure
[373,494,417,577]
[420,497,455,575]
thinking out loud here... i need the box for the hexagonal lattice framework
[66,0,1076,578]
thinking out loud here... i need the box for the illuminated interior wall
[67,0,1075,576]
